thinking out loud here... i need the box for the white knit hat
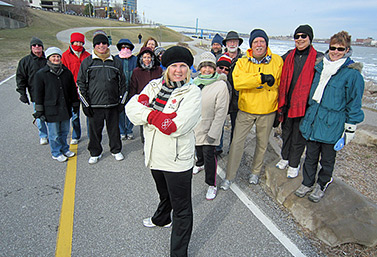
[45,47,62,59]
[198,51,216,70]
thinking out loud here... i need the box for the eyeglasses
[294,34,308,40]
[32,44,42,47]
[329,46,346,52]
[218,66,230,72]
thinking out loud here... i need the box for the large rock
[354,124,377,147]
[265,161,377,247]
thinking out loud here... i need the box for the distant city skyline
[137,0,377,40]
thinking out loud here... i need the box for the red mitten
[138,94,150,106]
[147,110,177,135]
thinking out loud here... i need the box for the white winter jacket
[126,77,202,172]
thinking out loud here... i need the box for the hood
[136,47,159,69]
[116,39,134,51]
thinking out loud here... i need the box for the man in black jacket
[77,31,127,164]
[33,47,80,162]
[16,37,48,145]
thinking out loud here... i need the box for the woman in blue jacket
[295,31,364,203]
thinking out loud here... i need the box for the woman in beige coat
[193,52,230,200]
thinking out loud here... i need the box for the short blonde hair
[163,63,191,84]
[330,31,351,49]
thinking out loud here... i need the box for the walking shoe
[249,174,259,185]
[112,152,124,161]
[193,165,204,175]
[52,154,68,163]
[40,138,48,145]
[308,178,333,203]
[295,184,313,198]
[70,139,79,145]
[88,154,102,164]
[276,159,288,169]
[220,179,232,191]
[206,186,217,200]
[126,134,134,140]
[143,217,172,228]
[120,134,126,140]
[287,165,300,178]
[64,150,75,158]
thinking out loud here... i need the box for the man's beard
[228,46,238,53]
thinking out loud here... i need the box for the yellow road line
[55,143,78,257]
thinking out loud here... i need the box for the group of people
[16,24,364,257]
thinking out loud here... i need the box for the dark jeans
[195,145,217,186]
[302,140,336,190]
[88,107,121,156]
[151,168,193,257]
[71,107,81,140]
[281,116,306,168]
[229,111,238,146]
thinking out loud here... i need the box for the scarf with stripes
[151,79,186,111]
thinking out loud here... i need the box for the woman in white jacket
[126,46,201,257]
[193,52,230,200]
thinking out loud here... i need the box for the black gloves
[19,94,30,105]
[32,111,46,122]
[82,106,94,117]
[72,106,79,114]
[118,103,125,113]
[261,73,275,87]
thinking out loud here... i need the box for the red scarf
[278,46,317,121]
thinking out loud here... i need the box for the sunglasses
[329,46,346,52]
[95,42,108,46]
[294,34,308,40]
[32,44,42,47]
[218,66,230,72]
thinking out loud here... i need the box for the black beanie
[249,29,269,47]
[93,34,109,47]
[30,37,44,49]
[161,46,194,68]
[294,25,314,42]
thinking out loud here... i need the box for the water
[239,39,377,83]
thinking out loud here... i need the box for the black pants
[195,145,217,186]
[281,116,306,168]
[229,111,238,146]
[302,140,336,190]
[151,169,193,257]
[88,107,121,156]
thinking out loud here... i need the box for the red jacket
[61,47,91,82]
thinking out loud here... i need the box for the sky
[137,0,377,41]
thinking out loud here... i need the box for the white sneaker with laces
[52,154,68,163]
[193,165,204,174]
[143,217,172,228]
[88,154,102,164]
[276,159,289,169]
[206,186,217,200]
[64,150,75,158]
[112,152,124,161]
[40,138,48,145]
[287,165,300,178]
[70,139,79,145]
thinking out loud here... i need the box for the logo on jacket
[168,98,178,110]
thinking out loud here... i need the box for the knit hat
[161,46,194,68]
[30,37,43,49]
[154,46,166,57]
[216,55,232,68]
[211,33,224,46]
[222,31,243,46]
[45,47,62,59]
[249,29,269,47]
[70,32,85,44]
[116,38,134,51]
[294,24,314,42]
[93,31,109,47]
[198,51,216,70]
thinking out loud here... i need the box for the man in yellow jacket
[220,29,283,190]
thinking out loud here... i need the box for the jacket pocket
[44,99,58,116]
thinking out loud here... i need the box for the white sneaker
[40,138,48,145]
[88,154,102,164]
[249,174,259,185]
[120,134,126,140]
[276,159,289,169]
[143,217,172,228]
[70,139,79,145]
[206,186,217,200]
[126,134,134,140]
[64,150,75,158]
[193,165,204,174]
[112,152,124,161]
[52,154,67,162]
[220,179,232,191]
[287,165,300,178]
